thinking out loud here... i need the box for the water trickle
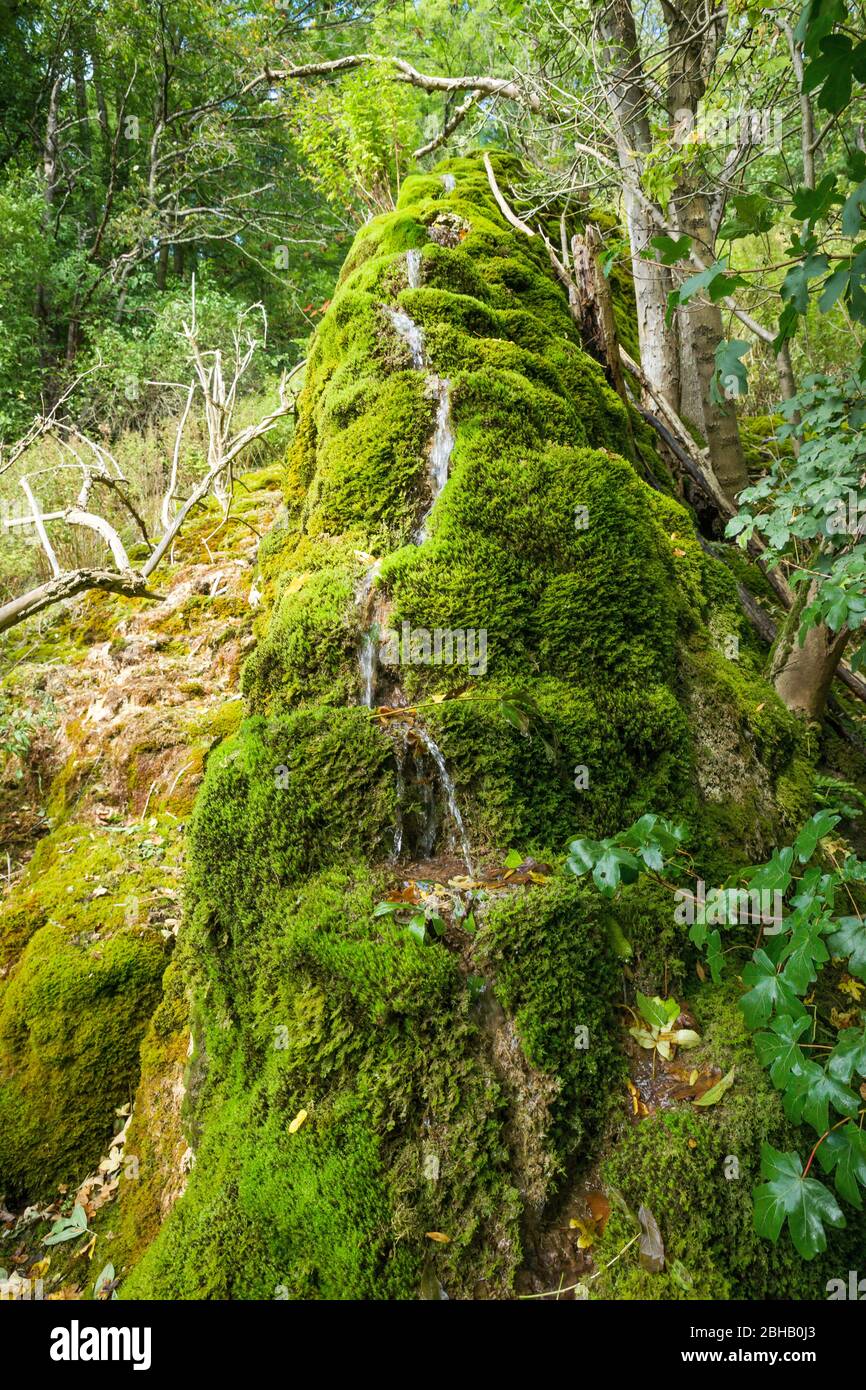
[355,557,384,708]
[384,305,425,369]
[406,249,422,289]
[414,727,474,875]
[414,376,454,542]
[391,728,410,859]
[441,173,456,193]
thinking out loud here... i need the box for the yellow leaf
[689,1069,699,1085]
[286,571,310,594]
[288,1108,308,1134]
[569,1218,597,1249]
[840,976,864,1002]
[425,1231,451,1243]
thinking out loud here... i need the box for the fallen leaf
[638,1204,665,1273]
[425,1231,451,1243]
[569,1217,597,1248]
[288,1109,307,1134]
[694,1065,736,1107]
[286,572,310,594]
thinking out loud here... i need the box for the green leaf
[826,915,866,981]
[793,810,840,862]
[592,845,640,896]
[503,848,523,869]
[407,914,427,945]
[753,1143,846,1259]
[754,1014,812,1089]
[740,949,807,1029]
[711,338,751,404]
[827,1025,866,1084]
[816,1124,866,1207]
[565,837,603,877]
[694,1065,736,1107]
[43,1203,89,1246]
[373,901,405,917]
[778,918,830,994]
[647,233,692,265]
[782,1059,860,1134]
[637,992,679,1029]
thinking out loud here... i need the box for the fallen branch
[483,153,536,238]
[0,568,160,635]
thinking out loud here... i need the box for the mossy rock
[0,920,168,1202]
[117,154,823,1299]
[593,981,866,1300]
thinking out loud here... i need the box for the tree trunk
[769,580,849,719]
[599,0,681,411]
[662,0,748,504]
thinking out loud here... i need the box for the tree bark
[598,0,681,411]
[768,579,849,719]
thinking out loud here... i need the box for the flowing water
[414,727,474,876]
[373,263,473,869]
[414,377,454,542]
[406,248,422,289]
[355,557,384,707]
[384,306,425,368]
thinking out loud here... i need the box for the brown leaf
[638,1204,665,1273]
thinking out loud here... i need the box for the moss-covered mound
[119,154,822,1299]
[0,854,169,1200]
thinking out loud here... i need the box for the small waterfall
[384,306,425,369]
[441,173,456,193]
[355,557,384,708]
[406,249,422,289]
[415,377,454,542]
[414,727,474,876]
[393,736,407,858]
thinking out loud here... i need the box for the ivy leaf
[743,846,795,898]
[753,1144,846,1259]
[816,1124,866,1207]
[781,1058,860,1134]
[592,846,640,897]
[793,810,840,862]
[565,837,603,877]
[826,916,866,981]
[778,918,830,993]
[827,1025,866,1084]
[754,1013,812,1089]
[740,949,807,1028]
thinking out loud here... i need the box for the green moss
[118,153,830,1300]
[594,981,866,1299]
[740,414,793,475]
[0,920,168,1202]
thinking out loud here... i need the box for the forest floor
[0,463,284,1299]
